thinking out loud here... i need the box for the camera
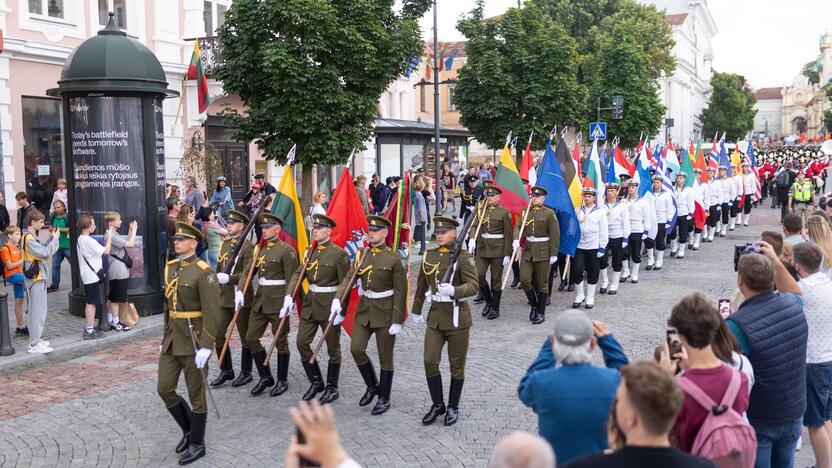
[733,243,760,271]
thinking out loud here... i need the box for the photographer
[21,211,59,354]
[105,212,137,332]
[727,240,806,468]
[77,214,114,340]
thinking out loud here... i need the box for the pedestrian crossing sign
[589,122,607,141]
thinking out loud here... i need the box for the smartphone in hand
[718,299,731,319]
[666,328,682,358]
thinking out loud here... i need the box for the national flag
[718,140,732,177]
[537,137,581,256]
[747,141,762,201]
[518,133,537,191]
[437,49,445,72]
[693,141,708,181]
[326,168,370,336]
[665,139,680,181]
[583,139,603,198]
[186,40,211,114]
[382,173,412,321]
[655,155,678,235]
[555,137,582,208]
[404,55,420,78]
[493,141,530,216]
[444,49,459,71]
[572,140,583,183]
[633,147,654,198]
[679,148,696,188]
[611,145,632,182]
[424,50,432,81]
[731,146,743,173]
[271,162,309,296]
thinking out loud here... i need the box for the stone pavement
[0,203,818,467]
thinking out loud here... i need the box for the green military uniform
[287,213,350,403]
[211,209,255,388]
[157,222,221,464]
[471,185,513,320]
[243,213,299,397]
[515,186,560,323]
[337,215,406,415]
[411,216,478,427]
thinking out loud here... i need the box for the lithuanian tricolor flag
[493,142,530,216]
[186,40,211,114]
[271,164,308,294]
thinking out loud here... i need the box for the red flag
[572,141,582,178]
[519,139,535,193]
[325,168,369,336]
[186,40,211,114]
[382,174,412,321]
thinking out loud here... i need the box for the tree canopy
[699,72,757,141]
[802,60,820,85]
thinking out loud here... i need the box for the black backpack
[775,170,790,188]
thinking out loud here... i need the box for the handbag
[21,234,40,279]
[112,251,133,269]
[119,302,139,327]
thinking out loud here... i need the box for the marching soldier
[410,216,478,426]
[460,176,483,223]
[211,209,254,389]
[469,185,513,320]
[513,186,559,325]
[601,182,630,295]
[335,215,406,415]
[571,187,609,309]
[158,222,221,465]
[242,213,299,397]
[286,214,350,403]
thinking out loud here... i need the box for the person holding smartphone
[105,212,137,332]
[77,214,114,340]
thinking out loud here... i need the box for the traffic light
[612,106,623,120]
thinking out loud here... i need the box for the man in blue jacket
[518,309,628,465]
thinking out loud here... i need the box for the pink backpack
[678,370,757,468]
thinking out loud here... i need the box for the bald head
[487,431,555,468]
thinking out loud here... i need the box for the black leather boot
[524,289,538,321]
[372,370,393,415]
[167,400,191,454]
[302,361,325,401]
[558,278,567,291]
[444,378,464,426]
[270,353,290,396]
[231,347,253,387]
[319,362,340,404]
[480,286,492,317]
[210,344,235,387]
[357,361,379,407]
[422,374,445,425]
[487,290,501,320]
[510,262,520,288]
[249,350,274,396]
[178,411,206,465]
[472,289,485,304]
[532,291,546,325]
[547,268,556,305]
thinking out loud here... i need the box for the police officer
[469,185,512,320]
[670,172,694,259]
[601,182,630,295]
[572,187,608,309]
[335,215,406,415]
[243,213,299,397]
[158,222,221,465]
[287,213,350,403]
[211,209,253,389]
[410,216,478,427]
[513,186,559,325]
[789,171,817,223]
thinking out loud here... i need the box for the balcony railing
[196,36,221,77]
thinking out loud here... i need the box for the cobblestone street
[0,206,817,467]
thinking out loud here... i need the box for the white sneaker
[795,436,802,451]
[28,342,53,354]
[40,340,50,347]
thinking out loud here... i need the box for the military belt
[527,236,550,242]
[363,289,394,299]
[481,233,504,239]
[169,311,203,319]
[430,293,454,303]
[309,284,338,293]
[258,278,286,286]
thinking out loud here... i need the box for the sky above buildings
[413,0,832,89]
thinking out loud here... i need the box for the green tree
[454,1,587,156]
[802,60,820,85]
[699,72,757,141]
[215,0,431,208]
[824,110,832,133]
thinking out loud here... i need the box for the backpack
[775,170,790,188]
[678,370,757,468]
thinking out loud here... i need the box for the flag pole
[500,197,534,289]
[171,79,186,134]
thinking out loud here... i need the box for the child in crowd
[1,226,26,335]
[49,178,68,216]
[105,212,137,332]
[199,207,227,270]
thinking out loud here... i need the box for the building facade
[753,87,783,138]
[779,32,832,139]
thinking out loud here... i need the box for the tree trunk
[301,163,313,219]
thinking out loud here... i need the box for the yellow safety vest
[792,181,813,202]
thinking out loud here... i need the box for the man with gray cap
[518,309,628,465]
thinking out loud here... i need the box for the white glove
[216,273,229,285]
[411,313,425,325]
[549,255,557,265]
[279,303,290,319]
[622,240,629,249]
[329,299,342,322]
[597,248,606,258]
[686,215,692,221]
[437,283,455,297]
[234,289,245,309]
[512,239,520,251]
[388,323,402,335]
[357,281,365,297]
[282,295,294,312]
[502,256,510,267]
[467,239,476,254]
[333,314,345,326]
[195,348,211,369]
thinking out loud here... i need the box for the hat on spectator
[554,309,593,346]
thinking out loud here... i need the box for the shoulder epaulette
[196,260,210,270]
[166,259,180,266]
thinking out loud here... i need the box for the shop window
[22,97,63,213]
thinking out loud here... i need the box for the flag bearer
[469,185,513,320]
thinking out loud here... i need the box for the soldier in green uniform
[333,215,406,415]
[410,216,478,427]
[158,222,221,465]
[514,186,560,325]
[469,185,513,320]
[286,213,350,403]
[211,209,254,388]
[242,213,299,397]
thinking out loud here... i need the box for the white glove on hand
[411,313,425,325]
[282,295,294,312]
[437,283,455,297]
[597,249,606,258]
[512,239,520,251]
[216,273,229,285]
[234,289,245,309]
[686,215,692,221]
[195,348,211,369]
[467,239,476,254]
[330,299,342,319]
[279,303,290,319]
[622,240,629,249]
[333,314,345,326]
[502,256,510,267]
[388,323,402,335]
[549,255,557,265]
[357,281,365,297]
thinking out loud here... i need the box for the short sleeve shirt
[108,233,129,280]
[1,243,22,277]
[77,235,105,285]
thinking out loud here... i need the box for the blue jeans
[50,248,70,288]
[750,417,802,468]
[207,249,218,271]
